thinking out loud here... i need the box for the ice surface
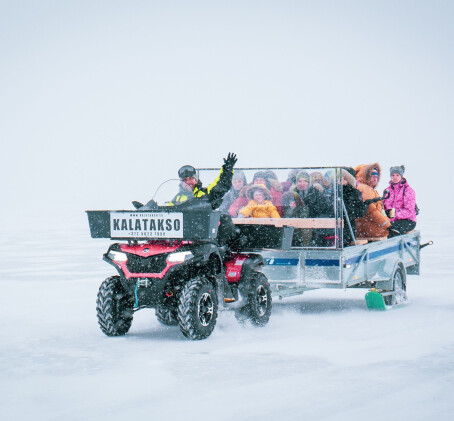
[1,1,453,419]
[0,212,452,421]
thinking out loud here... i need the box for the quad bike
[87,182,272,340]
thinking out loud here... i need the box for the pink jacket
[383,179,417,223]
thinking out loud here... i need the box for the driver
[167,172,196,206]
[170,153,241,303]
[169,153,237,208]
[169,153,241,249]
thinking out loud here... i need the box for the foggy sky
[1,0,453,218]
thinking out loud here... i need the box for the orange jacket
[239,200,281,218]
[354,163,390,238]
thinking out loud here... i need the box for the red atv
[87,186,272,340]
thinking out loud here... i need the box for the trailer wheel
[96,276,134,336]
[385,266,407,306]
[155,304,178,326]
[178,277,218,340]
[235,273,272,326]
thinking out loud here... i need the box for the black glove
[364,193,388,206]
[363,198,379,206]
[388,227,401,236]
[223,153,237,172]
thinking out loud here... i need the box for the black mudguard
[238,254,266,296]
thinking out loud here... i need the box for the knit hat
[287,169,298,183]
[296,172,310,182]
[264,170,279,181]
[232,169,247,183]
[252,171,268,182]
[390,165,405,177]
[370,169,379,177]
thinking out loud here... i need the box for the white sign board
[110,212,184,238]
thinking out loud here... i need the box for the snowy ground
[0,212,453,421]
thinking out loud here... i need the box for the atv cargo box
[86,207,220,241]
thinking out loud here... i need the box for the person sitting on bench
[237,184,281,219]
[383,165,417,237]
[354,163,391,239]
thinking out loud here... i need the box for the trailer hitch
[420,241,433,250]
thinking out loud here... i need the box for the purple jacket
[383,179,417,222]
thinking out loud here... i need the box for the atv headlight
[167,251,193,263]
[108,250,128,263]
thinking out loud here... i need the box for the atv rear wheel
[155,304,178,326]
[96,276,134,336]
[235,272,272,326]
[178,277,218,340]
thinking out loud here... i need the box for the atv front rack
[86,209,220,240]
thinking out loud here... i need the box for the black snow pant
[388,219,416,238]
[217,214,240,247]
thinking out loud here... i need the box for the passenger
[290,172,331,217]
[281,169,298,193]
[281,189,309,218]
[219,170,247,215]
[324,170,336,196]
[354,163,391,239]
[237,185,281,219]
[229,170,283,217]
[255,171,283,216]
[280,190,309,246]
[310,171,329,190]
[341,168,367,246]
[311,171,333,202]
[281,172,329,246]
[228,185,249,217]
[383,165,417,238]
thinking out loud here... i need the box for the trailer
[196,166,430,310]
[232,219,421,309]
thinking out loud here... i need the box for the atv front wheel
[178,277,218,340]
[96,276,134,336]
[235,273,272,326]
[155,304,178,326]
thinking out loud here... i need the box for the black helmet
[178,165,197,180]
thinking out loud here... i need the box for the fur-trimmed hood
[246,184,272,200]
[290,182,324,194]
[310,171,331,188]
[232,169,247,184]
[354,162,382,187]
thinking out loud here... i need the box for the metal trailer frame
[242,231,420,300]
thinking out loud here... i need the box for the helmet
[178,165,197,180]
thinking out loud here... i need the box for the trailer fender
[373,259,406,291]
